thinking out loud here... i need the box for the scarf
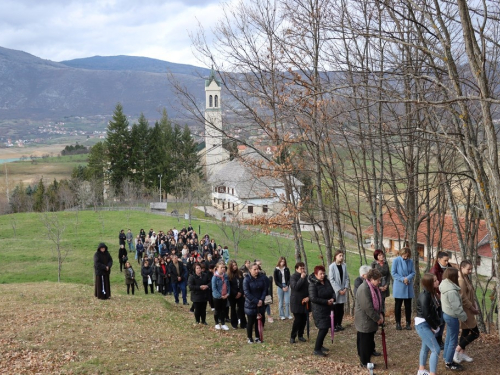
[216,272,227,297]
[367,279,382,313]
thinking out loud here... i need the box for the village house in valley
[364,208,494,277]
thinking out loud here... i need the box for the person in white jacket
[439,268,468,371]
[328,250,350,331]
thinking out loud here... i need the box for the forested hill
[0,46,209,121]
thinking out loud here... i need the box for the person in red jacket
[430,251,450,284]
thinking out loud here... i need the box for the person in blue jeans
[439,268,468,371]
[274,257,291,320]
[168,255,188,305]
[415,273,442,375]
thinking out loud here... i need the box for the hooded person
[94,242,113,299]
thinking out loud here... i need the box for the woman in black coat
[188,263,210,324]
[289,262,309,343]
[118,244,128,272]
[141,259,154,294]
[227,260,247,329]
[94,242,113,299]
[243,263,268,343]
[308,265,336,356]
[156,258,169,296]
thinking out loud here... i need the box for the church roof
[205,67,221,87]
[208,151,303,199]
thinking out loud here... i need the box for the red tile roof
[364,208,492,257]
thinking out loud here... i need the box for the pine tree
[145,121,166,191]
[106,103,131,194]
[129,113,150,185]
[180,124,201,175]
[33,178,45,212]
[86,141,107,181]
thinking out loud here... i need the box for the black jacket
[156,264,169,286]
[308,273,336,329]
[273,267,291,287]
[229,273,244,299]
[118,247,128,263]
[168,261,187,283]
[188,272,210,302]
[141,264,154,284]
[290,271,309,314]
[416,290,442,330]
[119,232,126,245]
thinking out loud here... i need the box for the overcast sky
[0,0,226,66]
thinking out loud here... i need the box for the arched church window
[214,95,218,107]
[209,95,213,107]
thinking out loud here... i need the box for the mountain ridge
[0,46,208,122]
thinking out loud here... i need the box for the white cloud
[0,0,226,66]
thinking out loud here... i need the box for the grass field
[0,210,499,374]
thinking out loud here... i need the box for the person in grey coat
[328,250,350,331]
[439,268,468,371]
[355,268,384,368]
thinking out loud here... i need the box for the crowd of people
[94,227,486,374]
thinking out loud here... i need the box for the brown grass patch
[0,283,498,374]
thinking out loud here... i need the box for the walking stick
[101,275,106,295]
[306,301,310,341]
[257,313,264,342]
[381,324,388,369]
[330,310,335,343]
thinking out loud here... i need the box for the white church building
[200,69,302,220]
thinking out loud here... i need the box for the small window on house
[263,205,268,213]
[215,95,218,107]
[223,202,225,210]
[213,197,216,203]
[248,206,253,214]
[209,95,213,107]
[232,188,234,195]
[476,256,481,267]
[232,203,235,211]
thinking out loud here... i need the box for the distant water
[0,158,21,165]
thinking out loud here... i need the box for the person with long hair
[289,262,309,344]
[415,273,442,375]
[439,268,468,371]
[156,258,169,296]
[328,251,350,331]
[124,261,136,295]
[454,260,480,363]
[355,269,384,369]
[391,247,415,330]
[308,265,336,357]
[371,249,391,312]
[212,262,230,330]
[227,260,247,329]
[94,242,113,299]
[274,256,292,320]
[430,251,450,348]
[141,259,154,294]
[243,262,268,343]
[188,263,210,325]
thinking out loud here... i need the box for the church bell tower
[204,68,228,178]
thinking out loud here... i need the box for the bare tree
[41,212,68,282]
